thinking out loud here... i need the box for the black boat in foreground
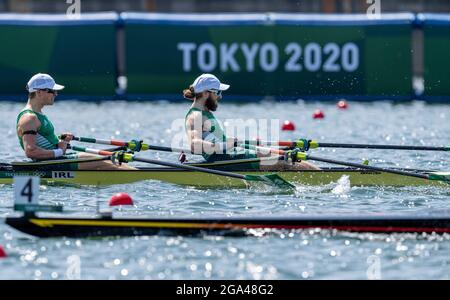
[6,212,450,238]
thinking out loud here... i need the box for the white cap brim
[52,83,65,90]
[219,83,230,91]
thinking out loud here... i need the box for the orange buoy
[281,120,295,131]
[0,245,6,258]
[313,109,325,119]
[109,193,134,206]
[337,100,348,110]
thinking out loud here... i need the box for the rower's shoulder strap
[185,108,202,131]
[186,107,202,115]
[185,107,203,121]
[16,109,38,126]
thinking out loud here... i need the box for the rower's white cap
[26,73,65,93]
[192,74,230,93]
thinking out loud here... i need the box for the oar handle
[241,144,287,156]
[68,145,115,156]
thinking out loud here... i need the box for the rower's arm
[17,113,60,159]
[186,112,237,155]
[186,112,224,155]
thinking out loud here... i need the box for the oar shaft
[71,135,194,154]
[244,139,450,152]
[306,154,429,180]
[243,144,430,181]
[146,144,193,154]
[71,136,127,147]
[70,135,289,156]
[241,140,293,147]
[317,143,450,151]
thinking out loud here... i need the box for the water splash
[331,175,351,196]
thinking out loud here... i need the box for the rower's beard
[205,96,218,111]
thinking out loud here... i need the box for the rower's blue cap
[192,74,230,93]
[26,73,65,93]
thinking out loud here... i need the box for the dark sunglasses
[208,89,222,97]
[39,89,56,94]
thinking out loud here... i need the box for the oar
[243,139,450,152]
[68,145,295,190]
[65,135,286,153]
[64,135,450,152]
[64,135,286,169]
[243,144,450,184]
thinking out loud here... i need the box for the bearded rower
[183,73,318,170]
[16,73,134,170]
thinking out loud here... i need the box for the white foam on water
[331,175,351,196]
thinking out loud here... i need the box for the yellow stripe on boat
[29,218,244,229]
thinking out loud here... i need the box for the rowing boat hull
[0,167,444,187]
[6,214,450,237]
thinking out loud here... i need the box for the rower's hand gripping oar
[69,145,296,190]
[243,139,450,152]
[244,144,450,184]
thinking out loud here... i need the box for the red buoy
[109,193,134,206]
[313,109,325,119]
[337,100,348,110]
[0,245,6,258]
[281,120,295,131]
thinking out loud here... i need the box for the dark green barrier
[122,13,414,100]
[0,13,118,99]
[419,14,450,100]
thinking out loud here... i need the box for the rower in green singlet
[183,74,319,171]
[16,73,134,171]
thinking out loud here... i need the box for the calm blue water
[0,100,449,279]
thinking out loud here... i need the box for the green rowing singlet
[16,109,59,150]
[185,107,227,161]
[184,107,258,170]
